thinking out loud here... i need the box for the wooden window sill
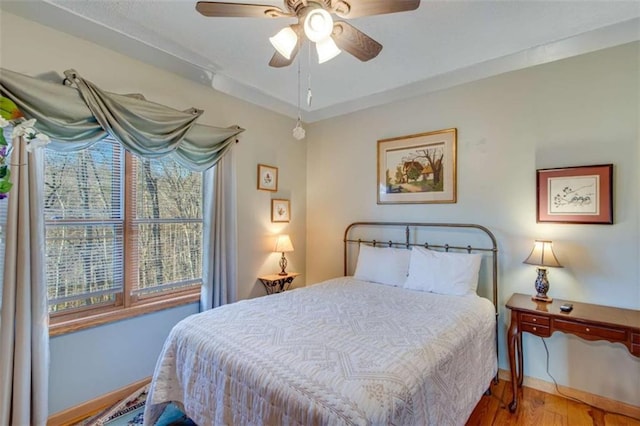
[49,292,200,337]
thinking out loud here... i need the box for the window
[0,198,6,310]
[44,139,202,331]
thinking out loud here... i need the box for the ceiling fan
[196,0,421,67]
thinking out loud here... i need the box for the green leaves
[0,167,12,196]
[0,96,22,121]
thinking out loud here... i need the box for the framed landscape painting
[536,164,613,224]
[377,128,457,204]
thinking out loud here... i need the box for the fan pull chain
[307,42,313,108]
[297,57,302,117]
[292,56,306,140]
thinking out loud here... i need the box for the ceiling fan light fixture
[316,37,341,64]
[269,26,298,59]
[303,8,333,42]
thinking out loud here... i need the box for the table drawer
[522,322,551,337]
[521,313,550,327]
[633,334,640,356]
[554,319,626,341]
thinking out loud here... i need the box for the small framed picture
[271,199,290,223]
[257,164,278,191]
[536,164,613,224]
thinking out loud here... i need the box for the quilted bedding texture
[144,277,497,426]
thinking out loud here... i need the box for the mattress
[143,277,497,425]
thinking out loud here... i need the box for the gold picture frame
[257,164,278,191]
[271,199,290,223]
[377,128,457,204]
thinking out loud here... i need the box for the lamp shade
[303,8,333,42]
[523,240,562,268]
[269,26,298,59]
[274,234,294,253]
[316,37,341,63]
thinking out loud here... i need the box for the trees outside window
[44,139,202,332]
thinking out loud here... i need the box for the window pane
[45,141,124,313]
[44,142,122,220]
[0,199,6,310]
[132,155,203,296]
[0,127,11,310]
[136,157,202,219]
[133,222,203,296]
[46,224,123,312]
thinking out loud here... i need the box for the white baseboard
[498,369,640,420]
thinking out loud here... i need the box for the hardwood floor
[466,380,640,426]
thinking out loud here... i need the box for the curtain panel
[201,149,237,311]
[0,68,244,170]
[0,136,48,426]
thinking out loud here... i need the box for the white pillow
[403,246,482,296]
[353,245,411,287]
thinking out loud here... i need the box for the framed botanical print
[257,164,278,191]
[271,199,290,223]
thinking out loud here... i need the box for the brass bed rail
[343,221,500,381]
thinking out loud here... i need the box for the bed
[144,222,499,426]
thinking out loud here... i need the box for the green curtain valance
[0,68,244,171]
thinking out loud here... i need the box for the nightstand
[258,272,300,295]
[506,293,640,412]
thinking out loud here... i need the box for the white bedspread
[144,277,497,426]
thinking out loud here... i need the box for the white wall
[0,12,307,413]
[306,43,640,406]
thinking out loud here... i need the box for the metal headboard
[343,221,499,380]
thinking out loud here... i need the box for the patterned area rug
[81,384,195,426]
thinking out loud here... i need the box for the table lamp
[523,240,563,302]
[274,234,294,275]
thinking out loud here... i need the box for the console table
[506,293,640,412]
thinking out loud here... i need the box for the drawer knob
[533,327,537,331]
[586,328,590,332]
[533,318,537,322]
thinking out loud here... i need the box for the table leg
[517,331,524,387]
[507,314,520,413]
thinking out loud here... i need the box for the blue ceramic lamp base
[531,267,553,303]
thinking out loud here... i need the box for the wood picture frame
[271,199,290,223]
[536,164,613,224]
[377,128,457,204]
[257,164,278,192]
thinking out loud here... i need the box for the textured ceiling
[2,0,639,121]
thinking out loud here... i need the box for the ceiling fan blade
[332,0,420,19]
[269,48,300,68]
[331,21,382,62]
[196,2,290,18]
